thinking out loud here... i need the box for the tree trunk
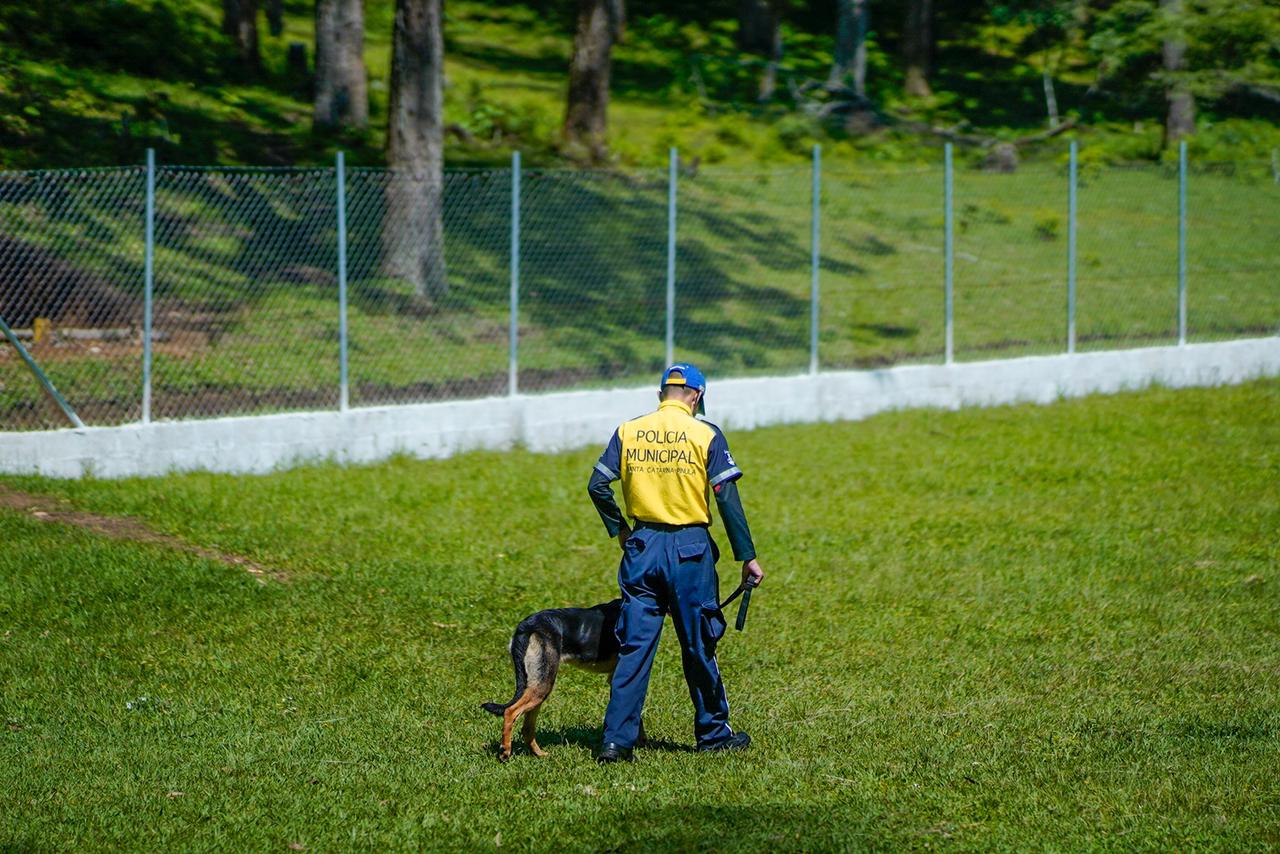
[315,0,368,130]
[384,0,447,301]
[758,26,782,101]
[902,0,933,98]
[737,0,782,102]
[564,0,624,160]
[1042,58,1059,128]
[223,0,261,71]
[266,0,284,37]
[736,0,774,54]
[828,0,868,99]
[1161,0,1195,145]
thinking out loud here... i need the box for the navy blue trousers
[602,525,733,748]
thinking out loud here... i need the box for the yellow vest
[615,399,719,526]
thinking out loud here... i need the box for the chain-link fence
[679,168,813,376]
[0,167,145,429]
[1075,163,1181,351]
[1,147,1277,431]
[151,167,340,419]
[821,164,945,368]
[519,168,668,393]
[345,168,511,405]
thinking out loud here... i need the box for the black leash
[718,577,759,631]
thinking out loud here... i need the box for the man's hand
[742,558,764,587]
[617,521,632,551]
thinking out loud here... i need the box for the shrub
[1033,209,1061,241]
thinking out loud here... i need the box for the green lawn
[2,380,1278,849]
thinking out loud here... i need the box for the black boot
[697,732,751,753]
[596,742,635,764]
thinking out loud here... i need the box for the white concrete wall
[3,337,1277,479]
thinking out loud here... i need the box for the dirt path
[0,485,285,584]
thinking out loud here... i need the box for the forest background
[1,0,1278,173]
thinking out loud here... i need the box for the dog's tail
[480,629,531,717]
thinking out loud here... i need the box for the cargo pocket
[700,602,727,655]
[623,528,652,561]
[676,530,707,562]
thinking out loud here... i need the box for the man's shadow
[486,724,695,759]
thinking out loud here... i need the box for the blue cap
[660,363,707,415]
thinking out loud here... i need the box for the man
[588,363,765,763]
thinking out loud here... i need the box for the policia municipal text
[588,363,765,763]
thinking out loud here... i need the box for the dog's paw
[498,749,513,763]
[530,745,548,758]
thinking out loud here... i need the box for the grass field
[2,380,1278,849]
[2,160,1277,429]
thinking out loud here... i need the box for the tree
[564,0,625,160]
[902,0,933,98]
[222,0,261,71]
[1159,0,1194,143]
[314,0,368,130]
[384,0,447,300]
[737,0,782,101]
[827,0,869,99]
[1088,0,1280,148]
[266,0,284,37]
[989,0,1085,129]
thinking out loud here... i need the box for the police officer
[588,363,764,762]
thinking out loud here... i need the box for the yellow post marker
[33,317,51,344]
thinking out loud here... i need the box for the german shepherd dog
[482,599,646,761]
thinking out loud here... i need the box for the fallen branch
[1010,117,1078,146]
[1236,83,1280,105]
[888,116,1077,149]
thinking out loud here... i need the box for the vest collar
[658,399,694,416]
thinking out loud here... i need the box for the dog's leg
[501,692,536,762]
[500,635,535,762]
[521,646,559,758]
[500,633,559,761]
[522,704,548,758]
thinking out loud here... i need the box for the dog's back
[533,600,621,665]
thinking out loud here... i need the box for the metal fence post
[142,147,155,424]
[336,151,349,411]
[944,143,955,365]
[509,150,521,397]
[809,144,821,375]
[1067,140,1078,355]
[1178,140,1188,346]
[0,314,84,429]
[666,147,677,367]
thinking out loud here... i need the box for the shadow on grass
[0,60,343,170]
[485,724,705,762]
[1173,717,1275,741]
[854,322,917,340]
[539,724,697,754]
[606,803,884,850]
[448,40,682,105]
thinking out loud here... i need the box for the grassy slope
[2,380,1278,849]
